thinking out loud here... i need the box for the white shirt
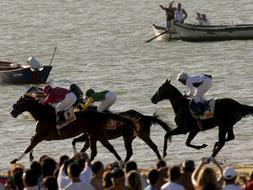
[186,75,210,96]
[222,184,242,190]
[80,166,92,183]
[63,181,94,190]
[161,181,185,190]
[175,9,184,22]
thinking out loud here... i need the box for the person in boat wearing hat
[81,89,117,112]
[41,84,77,124]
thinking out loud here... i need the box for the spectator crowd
[0,152,253,190]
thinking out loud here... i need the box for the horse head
[10,94,53,121]
[151,79,183,104]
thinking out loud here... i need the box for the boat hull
[0,63,52,84]
[152,24,181,41]
[175,23,253,41]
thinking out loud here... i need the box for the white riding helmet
[177,72,189,81]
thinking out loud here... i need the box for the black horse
[151,79,253,159]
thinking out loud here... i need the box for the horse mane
[21,95,55,121]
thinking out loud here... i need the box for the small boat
[0,58,52,84]
[152,24,181,41]
[174,22,253,41]
[0,47,57,84]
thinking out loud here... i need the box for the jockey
[41,84,77,124]
[177,72,213,113]
[81,89,117,112]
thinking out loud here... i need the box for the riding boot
[56,111,65,124]
[197,102,204,115]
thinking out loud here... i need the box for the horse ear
[165,79,171,84]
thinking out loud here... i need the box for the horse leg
[123,136,134,163]
[11,133,44,164]
[163,127,188,158]
[225,129,235,141]
[71,134,89,154]
[99,139,122,161]
[186,130,208,149]
[210,128,226,158]
[89,137,97,161]
[139,134,162,160]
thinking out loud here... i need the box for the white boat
[152,24,181,41]
[174,22,253,41]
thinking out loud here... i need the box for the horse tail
[241,104,253,117]
[145,113,172,132]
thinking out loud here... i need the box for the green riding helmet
[86,88,95,97]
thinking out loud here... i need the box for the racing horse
[10,94,172,163]
[151,79,253,160]
[9,94,138,164]
[71,109,172,161]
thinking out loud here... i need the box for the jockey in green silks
[81,89,117,112]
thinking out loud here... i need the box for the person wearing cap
[222,166,242,190]
[41,84,77,124]
[177,72,213,115]
[81,89,117,112]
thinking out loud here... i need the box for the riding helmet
[177,72,189,81]
[43,84,53,94]
[86,88,95,97]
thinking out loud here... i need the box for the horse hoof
[201,144,208,148]
[10,159,18,164]
[163,152,167,158]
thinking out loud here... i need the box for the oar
[49,46,57,66]
[145,30,169,43]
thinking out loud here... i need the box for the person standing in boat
[175,3,187,23]
[201,14,210,25]
[160,1,176,28]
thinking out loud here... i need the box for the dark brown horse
[71,109,172,161]
[151,80,253,160]
[9,94,137,164]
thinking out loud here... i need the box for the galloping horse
[9,94,137,164]
[151,80,253,159]
[71,109,172,161]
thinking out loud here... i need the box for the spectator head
[10,163,24,176]
[223,166,237,181]
[125,160,137,173]
[148,169,159,186]
[182,160,195,173]
[102,170,113,189]
[59,155,69,167]
[43,176,58,190]
[158,166,169,180]
[63,159,73,175]
[23,169,38,187]
[169,166,181,181]
[126,170,142,190]
[197,167,218,189]
[111,168,125,185]
[30,161,42,180]
[41,157,57,178]
[156,160,167,169]
[67,162,81,179]
[92,161,104,176]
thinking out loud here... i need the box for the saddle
[189,99,215,120]
[56,107,76,130]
